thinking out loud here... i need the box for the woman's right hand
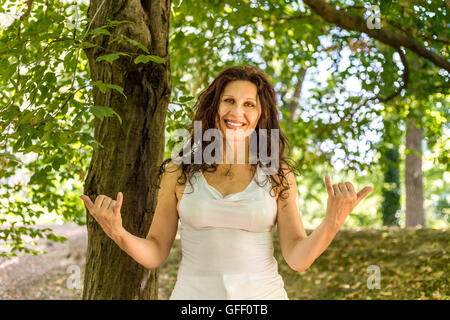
[79,192,125,240]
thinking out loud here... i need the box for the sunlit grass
[158,226,449,300]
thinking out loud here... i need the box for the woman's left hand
[324,175,373,230]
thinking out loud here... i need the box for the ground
[0,223,86,299]
[0,223,448,300]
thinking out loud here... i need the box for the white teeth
[225,120,244,127]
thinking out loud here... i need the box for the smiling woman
[150,65,300,300]
[159,65,296,201]
[218,80,260,143]
[79,65,373,300]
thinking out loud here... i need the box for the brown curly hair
[155,64,299,201]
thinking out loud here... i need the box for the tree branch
[303,0,450,72]
[379,46,409,103]
[19,0,34,21]
[288,68,308,123]
[314,46,409,141]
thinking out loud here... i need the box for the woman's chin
[222,130,247,141]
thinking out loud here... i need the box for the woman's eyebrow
[223,94,256,101]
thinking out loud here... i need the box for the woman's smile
[224,119,247,130]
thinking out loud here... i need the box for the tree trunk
[381,145,401,226]
[380,114,401,226]
[81,0,171,299]
[405,116,425,227]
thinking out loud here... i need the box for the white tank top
[169,165,289,300]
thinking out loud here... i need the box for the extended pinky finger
[325,175,334,196]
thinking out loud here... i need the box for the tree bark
[81,0,171,299]
[380,114,402,226]
[381,146,401,226]
[405,116,425,227]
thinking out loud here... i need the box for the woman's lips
[223,119,246,130]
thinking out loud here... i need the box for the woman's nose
[230,102,247,115]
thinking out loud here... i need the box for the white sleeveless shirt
[169,165,289,300]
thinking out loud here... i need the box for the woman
[80,65,373,300]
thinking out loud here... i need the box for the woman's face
[215,80,261,142]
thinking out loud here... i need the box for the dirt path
[0,223,179,300]
[0,223,87,300]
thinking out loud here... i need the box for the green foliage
[90,105,122,124]
[91,80,127,99]
[134,54,166,65]
[166,0,448,229]
[160,227,450,299]
[275,227,450,300]
[96,53,126,64]
[0,1,164,258]
[0,222,67,258]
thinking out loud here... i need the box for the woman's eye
[224,99,254,107]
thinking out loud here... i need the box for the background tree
[167,0,448,228]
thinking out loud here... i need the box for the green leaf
[44,72,57,84]
[6,105,21,120]
[52,155,66,170]
[90,105,115,121]
[105,19,135,26]
[380,0,393,15]
[80,41,96,48]
[19,111,34,125]
[90,105,122,124]
[105,84,126,98]
[0,152,25,165]
[178,95,194,103]
[92,80,108,93]
[92,81,126,98]
[52,131,68,146]
[113,109,122,125]
[91,27,111,36]
[121,35,150,54]
[134,54,165,64]
[96,53,120,64]
[29,169,47,185]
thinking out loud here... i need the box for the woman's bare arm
[112,229,163,270]
[81,160,180,270]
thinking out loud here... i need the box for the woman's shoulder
[166,159,182,172]
[160,160,185,187]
